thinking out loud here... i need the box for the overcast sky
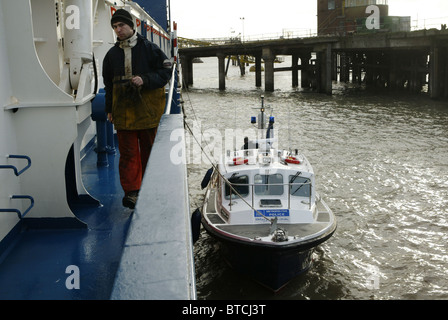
[169,0,448,39]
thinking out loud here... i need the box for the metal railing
[410,17,448,31]
[345,0,388,7]
[0,154,31,176]
[0,154,34,218]
[180,29,318,46]
[0,195,34,219]
[164,62,180,115]
[225,181,312,210]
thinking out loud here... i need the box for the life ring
[232,157,248,165]
[284,156,300,164]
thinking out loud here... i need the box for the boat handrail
[0,154,31,176]
[164,62,179,115]
[225,181,312,210]
[0,195,34,219]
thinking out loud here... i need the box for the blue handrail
[0,195,34,219]
[0,155,31,176]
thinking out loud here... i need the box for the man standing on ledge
[103,9,172,209]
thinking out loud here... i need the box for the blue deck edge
[110,114,197,300]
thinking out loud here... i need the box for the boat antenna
[288,99,291,153]
[260,95,265,139]
[234,101,237,151]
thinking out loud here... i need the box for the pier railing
[180,29,318,47]
[411,16,448,31]
[180,16,447,48]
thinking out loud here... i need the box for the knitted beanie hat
[111,9,134,29]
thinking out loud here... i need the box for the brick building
[317,0,406,35]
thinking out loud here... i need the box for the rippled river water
[183,57,448,300]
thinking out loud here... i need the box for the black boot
[122,190,139,209]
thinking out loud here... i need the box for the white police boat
[200,96,337,292]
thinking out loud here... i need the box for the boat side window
[254,174,284,196]
[224,175,249,199]
[289,175,311,197]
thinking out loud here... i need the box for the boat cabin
[216,147,317,225]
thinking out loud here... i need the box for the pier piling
[262,48,275,92]
[217,53,226,90]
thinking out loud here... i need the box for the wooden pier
[179,29,448,98]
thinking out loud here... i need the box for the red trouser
[116,128,157,194]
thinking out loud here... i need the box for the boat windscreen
[224,175,249,199]
[289,175,311,197]
[254,174,284,195]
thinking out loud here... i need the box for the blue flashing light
[269,116,275,123]
[251,116,256,123]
